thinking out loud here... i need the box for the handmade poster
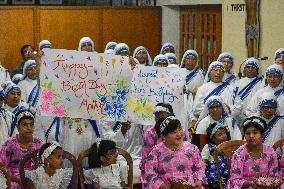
[40,49,133,121]
[127,65,187,125]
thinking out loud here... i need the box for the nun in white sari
[217,52,238,86]
[256,92,284,146]
[232,58,263,124]
[18,60,40,109]
[195,95,242,140]
[246,64,284,117]
[180,50,205,95]
[133,46,152,66]
[193,61,233,120]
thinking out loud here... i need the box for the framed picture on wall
[12,0,34,4]
[0,0,7,4]
[40,0,62,4]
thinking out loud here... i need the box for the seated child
[84,140,128,189]
[201,122,230,189]
[25,141,73,189]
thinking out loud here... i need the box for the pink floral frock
[144,141,205,189]
[0,136,43,189]
[227,144,278,189]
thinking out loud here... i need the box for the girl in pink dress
[0,109,43,189]
[140,103,174,187]
[227,116,279,189]
[144,115,205,189]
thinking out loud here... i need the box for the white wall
[222,0,284,73]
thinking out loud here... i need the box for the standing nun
[217,52,238,85]
[180,50,205,96]
[153,54,168,67]
[246,64,284,116]
[133,46,152,66]
[18,60,40,109]
[160,43,175,55]
[78,37,95,52]
[232,57,263,124]
[193,61,233,120]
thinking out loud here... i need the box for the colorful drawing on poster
[40,49,133,121]
[127,65,187,125]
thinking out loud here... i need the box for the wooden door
[180,5,222,71]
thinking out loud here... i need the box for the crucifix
[245,0,260,58]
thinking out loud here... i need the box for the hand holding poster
[40,49,133,121]
[127,65,187,125]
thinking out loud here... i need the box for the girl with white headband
[0,109,43,189]
[246,64,284,116]
[144,114,205,189]
[227,116,279,189]
[201,122,230,189]
[84,140,128,189]
[25,141,73,189]
[232,57,263,124]
[140,103,174,188]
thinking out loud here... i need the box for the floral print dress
[144,141,205,189]
[0,136,43,189]
[227,144,278,189]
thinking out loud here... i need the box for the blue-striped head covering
[12,74,23,85]
[39,40,51,50]
[115,43,130,55]
[210,122,225,139]
[180,50,198,68]
[258,92,278,109]
[217,52,234,63]
[164,53,177,64]
[4,83,21,97]
[274,48,284,61]
[153,54,169,66]
[160,43,175,54]
[266,64,283,78]
[218,52,234,73]
[204,95,228,119]
[105,41,117,51]
[207,97,223,108]
[133,46,152,66]
[205,61,225,82]
[0,86,4,98]
[78,37,95,52]
[23,60,36,79]
[243,57,262,78]
[104,49,115,55]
